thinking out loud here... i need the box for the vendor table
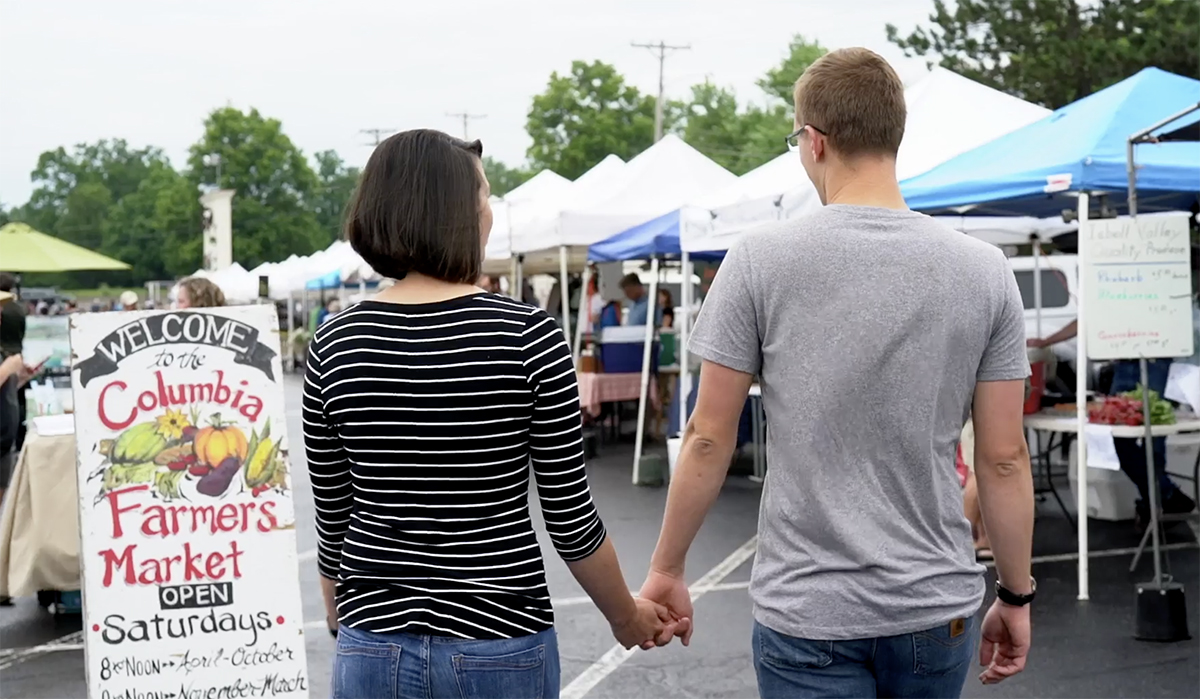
[0,415,81,598]
[1023,411,1200,586]
[577,372,659,417]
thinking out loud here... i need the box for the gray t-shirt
[690,204,1030,640]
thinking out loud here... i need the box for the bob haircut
[345,129,485,283]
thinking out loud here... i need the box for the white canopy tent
[516,137,734,339]
[483,169,574,276]
[682,67,1055,255]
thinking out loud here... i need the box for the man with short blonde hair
[642,48,1036,698]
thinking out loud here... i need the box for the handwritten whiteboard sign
[1082,213,1194,361]
[70,306,309,699]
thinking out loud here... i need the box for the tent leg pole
[1076,192,1090,602]
[287,291,296,372]
[1032,235,1043,340]
[632,258,660,486]
[515,255,525,303]
[573,265,591,364]
[679,252,692,433]
[559,245,571,341]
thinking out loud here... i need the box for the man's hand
[610,597,676,650]
[979,599,1031,684]
[1025,338,1047,349]
[639,568,694,646]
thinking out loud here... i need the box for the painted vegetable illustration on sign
[194,416,249,467]
[91,406,288,503]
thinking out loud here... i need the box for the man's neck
[822,157,908,210]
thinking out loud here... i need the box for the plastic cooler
[599,326,659,374]
[1025,361,1045,415]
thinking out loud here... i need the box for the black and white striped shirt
[303,293,607,640]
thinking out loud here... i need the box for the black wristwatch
[996,578,1037,606]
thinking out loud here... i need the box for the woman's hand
[609,597,675,650]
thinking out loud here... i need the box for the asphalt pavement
[1,373,1197,698]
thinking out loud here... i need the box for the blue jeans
[753,618,976,699]
[1110,359,1178,505]
[333,625,560,699]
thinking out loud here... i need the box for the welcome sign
[69,306,309,699]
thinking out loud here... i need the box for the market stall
[0,225,131,611]
[900,66,1200,601]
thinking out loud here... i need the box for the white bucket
[667,437,682,477]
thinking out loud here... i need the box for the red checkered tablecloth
[577,372,659,416]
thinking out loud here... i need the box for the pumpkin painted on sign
[193,415,249,468]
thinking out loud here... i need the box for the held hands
[638,567,695,646]
[610,597,679,650]
[978,599,1031,684]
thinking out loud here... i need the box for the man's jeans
[753,618,976,699]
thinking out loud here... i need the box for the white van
[1009,254,1078,365]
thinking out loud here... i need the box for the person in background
[477,274,502,295]
[642,48,1034,698]
[315,298,337,326]
[584,268,606,335]
[307,128,678,699]
[958,418,992,560]
[1029,320,1196,526]
[0,274,24,361]
[620,273,661,327]
[174,276,227,309]
[0,274,28,470]
[118,290,139,311]
[659,288,675,329]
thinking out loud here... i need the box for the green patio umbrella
[0,222,131,272]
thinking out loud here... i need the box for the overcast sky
[0,0,935,207]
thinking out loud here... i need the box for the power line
[631,40,691,142]
[360,128,396,147]
[446,112,486,140]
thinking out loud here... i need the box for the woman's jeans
[333,625,560,699]
[1109,359,1179,507]
[753,618,976,699]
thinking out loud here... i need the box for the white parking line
[0,631,84,671]
[561,536,759,699]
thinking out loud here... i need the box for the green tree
[483,156,533,197]
[680,82,786,175]
[102,162,202,281]
[187,107,325,269]
[311,150,360,245]
[757,35,829,104]
[886,0,1200,109]
[16,140,166,286]
[525,60,661,179]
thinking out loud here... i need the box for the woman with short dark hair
[305,129,677,699]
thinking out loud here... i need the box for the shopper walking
[641,48,1035,699]
[304,129,677,699]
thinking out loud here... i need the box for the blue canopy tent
[587,209,730,262]
[900,68,1200,218]
[305,270,342,290]
[903,68,1200,604]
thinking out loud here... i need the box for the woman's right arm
[522,310,673,649]
[302,340,354,632]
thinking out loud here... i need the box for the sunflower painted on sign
[155,408,192,441]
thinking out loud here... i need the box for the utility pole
[446,112,486,140]
[360,128,396,147]
[631,40,691,141]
